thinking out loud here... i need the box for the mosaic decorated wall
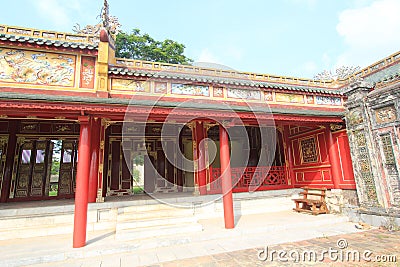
[344,81,400,212]
[0,48,76,86]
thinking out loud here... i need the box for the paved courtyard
[2,210,399,267]
[149,229,400,266]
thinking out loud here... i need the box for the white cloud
[196,48,221,64]
[225,46,243,61]
[336,0,400,68]
[33,0,82,28]
[302,61,318,73]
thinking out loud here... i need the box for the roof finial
[102,0,110,30]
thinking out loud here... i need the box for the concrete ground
[1,210,384,267]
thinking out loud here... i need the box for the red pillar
[73,116,91,248]
[283,125,296,187]
[88,118,100,203]
[195,121,207,195]
[325,126,342,189]
[219,124,234,229]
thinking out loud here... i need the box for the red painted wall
[290,129,334,188]
[332,130,356,189]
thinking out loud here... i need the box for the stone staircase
[0,211,74,240]
[0,189,302,241]
[115,203,203,241]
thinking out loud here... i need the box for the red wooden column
[73,116,92,248]
[219,124,234,229]
[195,121,207,195]
[282,125,296,187]
[88,118,101,203]
[325,126,342,189]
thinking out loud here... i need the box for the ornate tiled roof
[0,24,98,50]
[109,67,342,96]
[0,92,343,117]
[364,62,400,84]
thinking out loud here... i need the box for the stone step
[0,223,73,240]
[116,215,198,231]
[117,208,194,221]
[0,213,74,230]
[120,203,192,213]
[115,222,203,241]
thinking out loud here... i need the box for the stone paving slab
[1,211,366,267]
[149,229,400,267]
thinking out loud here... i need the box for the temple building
[0,13,399,247]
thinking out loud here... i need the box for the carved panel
[213,87,224,98]
[80,56,96,89]
[264,91,273,101]
[306,95,315,104]
[316,96,341,106]
[0,48,76,86]
[227,88,261,100]
[171,83,209,96]
[53,123,74,133]
[209,166,287,194]
[112,79,151,92]
[355,131,378,202]
[20,122,39,133]
[275,93,304,103]
[381,134,395,165]
[375,105,397,124]
[58,140,77,196]
[154,82,167,94]
[300,137,318,163]
[0,136,8,196]
[347,108,364,125]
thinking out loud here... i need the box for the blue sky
[2,0,400,78]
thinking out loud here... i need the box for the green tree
[116,29,193,65]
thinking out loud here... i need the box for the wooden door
[14,139,49,198]
[57,140,78,196]
[12,138,77,199]
[0,136,8,197]
[107,138,135,196]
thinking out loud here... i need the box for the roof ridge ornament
[72,0,121,38]
[101,0,110,31]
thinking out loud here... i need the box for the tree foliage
[116,29,193,65]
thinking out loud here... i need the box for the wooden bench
[292,187,329,215]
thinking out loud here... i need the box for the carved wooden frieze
[375,105,397,124]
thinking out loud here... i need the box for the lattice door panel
[14,140,34,198]
[58,140,78,196]
[0,136,8,197]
